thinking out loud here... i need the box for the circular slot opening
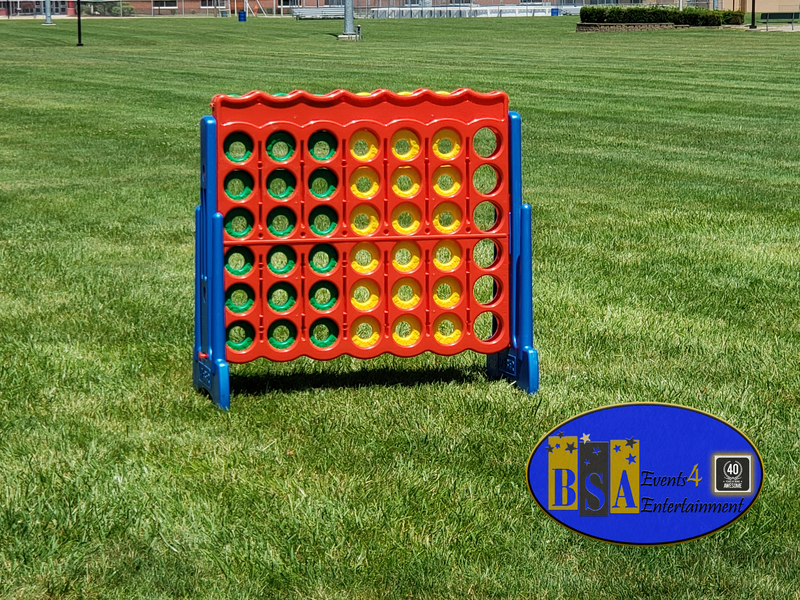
[309,168,338,198]
[473,164,500,195]
[224,208,254,239]
[391,241,421,273]
[391,278,421,310]
[391,203,421,235]
[473,127,499,158]
[351,316,381,349]
[266,169,297,200]
[267,319,297,350]
[227,321,255,351]
[431,202,462,234]
[309,244,338,274]
[309,130,338,161]
[266,131,295,162]
[349,166,380,199]
[473,311,501,342]
[473,275,500,306]
[350,279,380,311]
[391,129,420,160]
[350,204,380,236]
[267,282,297,313]
[432,166,461,197]
[267,206,296,237]
[309,206,338,236]
[310,318,339,349]
[224,170,254,201]
[473,238,500,268]
[433,276,462,309]
[224,132,253,163]
[266,245,297,275]
[433,240,462,272]
[392,316,422,347]
[433,314,463,345]
[225,283,255,314]
[432,128,462,160]
[225,246,254,276]
[350,130,379,161]
[473,201,499,233]
[309,281,338,311]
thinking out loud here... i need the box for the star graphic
[592,447,601,456]
[580,433,591,444]
[545,444,554,453]
[565,442,577,454]
[558,430,565,437]
[626,453,637,465]
[614,444,621,453]
[585,459,591,466]
[625,437,637,449]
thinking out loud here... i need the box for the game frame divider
[194,102,538,409]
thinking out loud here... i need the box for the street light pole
[750,0,756,28]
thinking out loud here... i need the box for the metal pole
[749,0,755,27]
[44,0,52,23]
[76,0,83,44]
[343,0,354,33]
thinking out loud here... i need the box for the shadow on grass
[230,362,488,395]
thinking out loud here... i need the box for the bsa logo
[527,404,764,545]
[547,432,641,516]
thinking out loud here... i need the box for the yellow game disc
[351,242,380,274]
[432,128,462,160]
[391,278,422,310]
[350,129,379,161]
[391,203,421,235]
[390,129,420,161]
[391,241,421,273]
[351,316,381,348]
[432,240,461,272]
[349,204,380,236]
[432,276,462,309]
[433,314,463,345]
[390,165,421,198]
[350,166,380,199]
[392,315,422,347]
[432,165,462,197]
[431,202,462,234]
[350,279,381,311]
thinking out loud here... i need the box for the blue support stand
[192,116,231,410]
[487,111,539,394]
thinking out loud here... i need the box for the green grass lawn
[1,15,799,599]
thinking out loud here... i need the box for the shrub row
[579,6,745,26]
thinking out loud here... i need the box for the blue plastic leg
[193,116,230,410]
[487,111,539,394]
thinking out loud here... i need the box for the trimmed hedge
[579,6,745,26]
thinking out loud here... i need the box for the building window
[153,0,178,7]
[325,0,344,5]
[200,0,226,7]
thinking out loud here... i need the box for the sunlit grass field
[1,15,799,599]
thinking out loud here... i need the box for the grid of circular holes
[391,203,421,235]
[350,166,380,199]
[224,132,253,163]
[350,204,380,236]
[432,128,462,160]
[472,164,500,195]
[266,131,295,162]
[309,130,337,161]
[225,283,255,314]
[267,206,296,238]
[350,279,380,311]
[432,166,461,197]
[391,129,420,160]
[225,246,254,277]
[351,316,381,349]
[309,281,338,311]
[472,127,499,158]
[266,169,296,200]
[267,245,297,275]
[224,208,254,239]
[310,318,338,349]
[432,202,462,234]
[391,278,421,310]
[309,206,337,236]
[309,244,338,274]
[267,282,297,313]
[268,319,297,350]
[473,201,500,233]
[433,276,462,309]
[392,241,421,273]
[391,166,421,198]
[473,275,500,306]
[350,129,379,161]
[351,242,380,275]
[433,240,462,272]
[473,238,500,269]
[227,321,255,351]
[433,314,463,345]
[224,170,254,201]
[392,315,422,347]
[309,168,338,199]
[473,311,501,342]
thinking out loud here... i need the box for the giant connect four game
[193,89,538,409]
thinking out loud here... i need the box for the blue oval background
[527,403,763,545]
